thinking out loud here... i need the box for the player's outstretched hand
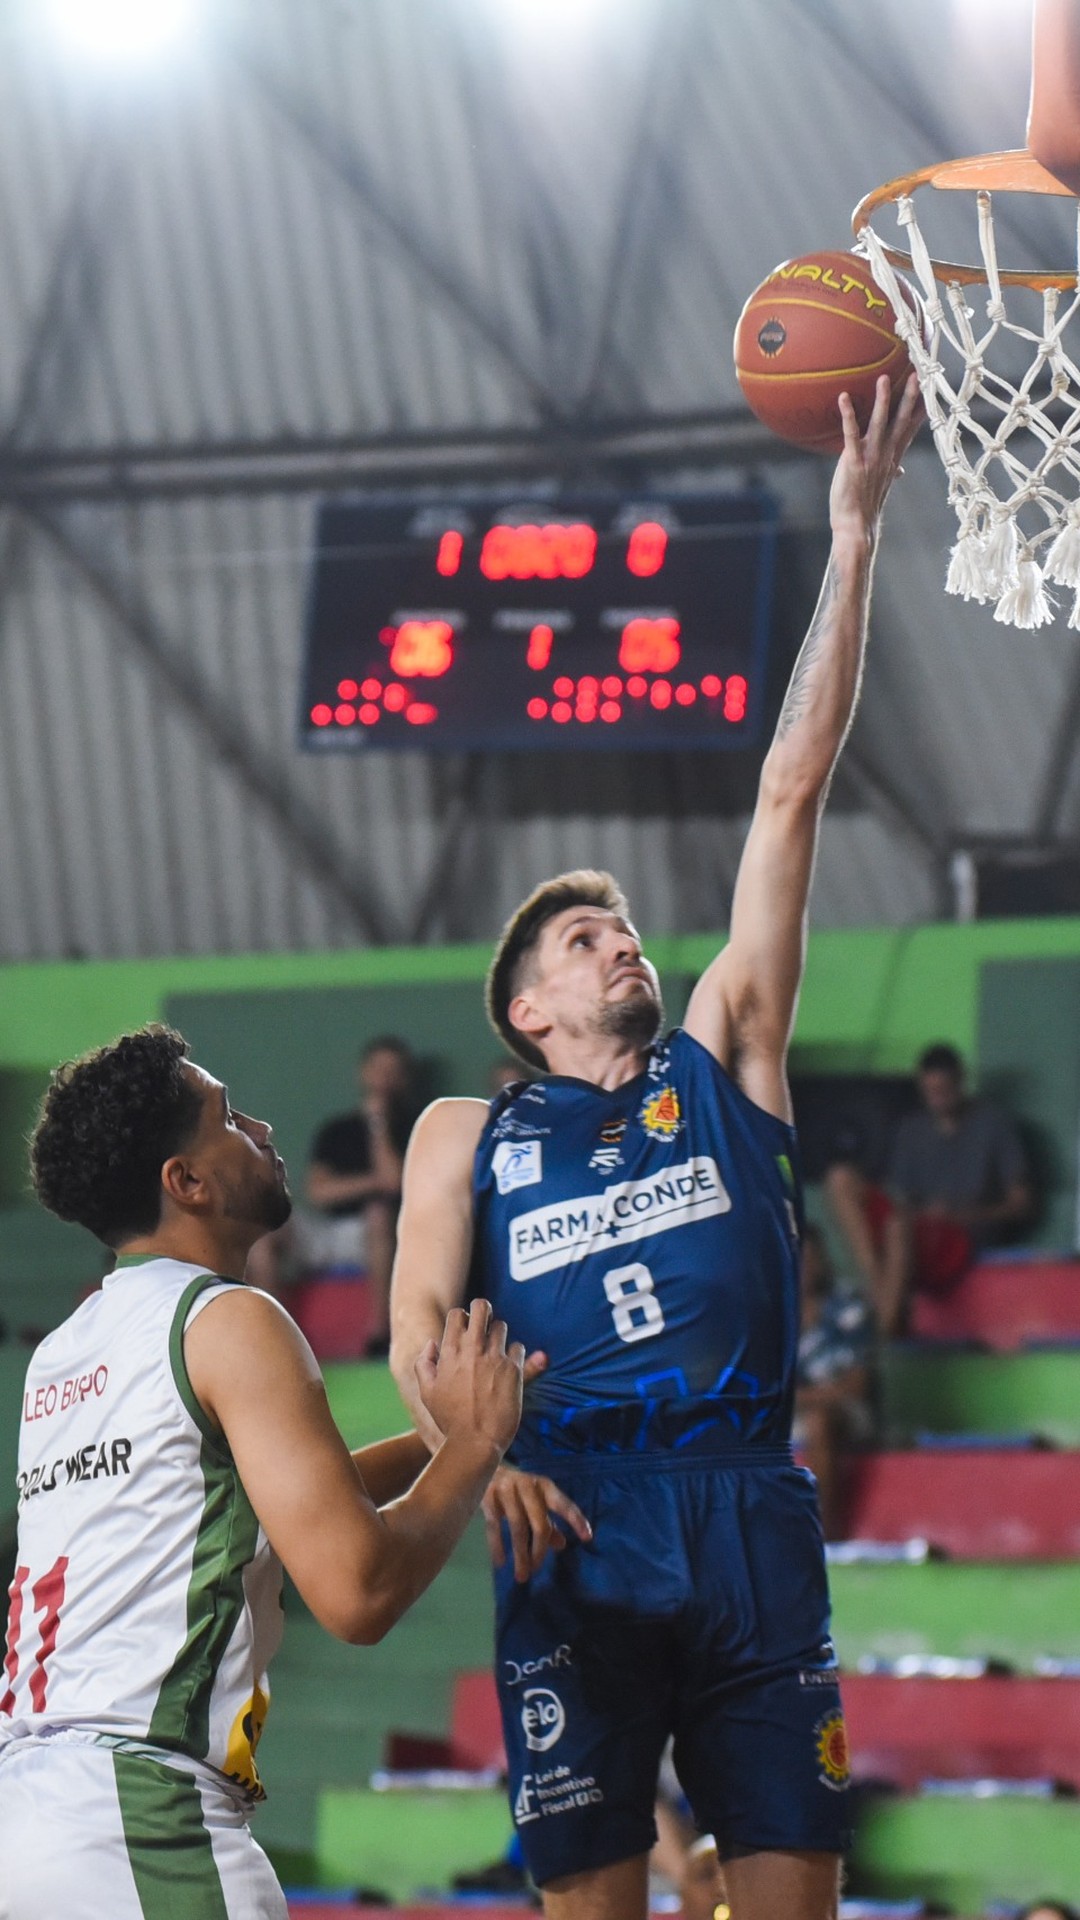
[415,1299,524,1460]
[829,370,924,541]
[482,1464,593,1583]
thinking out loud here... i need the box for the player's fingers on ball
[543,1481,593,1542]
[837,390,859,447]
[868,372,891,434]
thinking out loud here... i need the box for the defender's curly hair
[485,869,630,1072]
[30,1024,205,1248]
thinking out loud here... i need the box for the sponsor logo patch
[814,1711,851,1791]
[509,1156,730,1281]
[639,1086,681,1138]
[493,1139,543,1194]
[522,1686,566,1752]
[504,1644,573,1687]
[514,1767,603,1824]
[588,1116,626,1175]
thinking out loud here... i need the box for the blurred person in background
[793,1224,876,1542]
[1016,1904,1080,1920]
[248,1036,421,1356]
[825,1043,1033,1337]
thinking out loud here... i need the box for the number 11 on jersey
[603,1263,665,1345]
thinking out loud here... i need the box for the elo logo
[521,1686,566,1752]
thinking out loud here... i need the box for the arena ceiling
[0,0,1076,960]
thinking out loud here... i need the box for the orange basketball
[733,249,921,454]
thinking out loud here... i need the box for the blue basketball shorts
[493,1447,852,1885]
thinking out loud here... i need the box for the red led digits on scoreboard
[436,530,463,576]
[388,620,453,678]
[619,618,681,674]
[625,521,668,577]
[527,625,554,671]
[480,522,597,580]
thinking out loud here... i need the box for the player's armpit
[390,1097,489,1445]
[482,1463,593,1583]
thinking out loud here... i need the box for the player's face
[521,907,663,1057]
[919,1066,964,1121]
[184,1066,293,1234]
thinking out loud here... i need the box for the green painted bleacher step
[883,1346,1080,1444]
[316,1786,510,1901]
[830,1561,1080,1668]
[851,1793,1080,1906]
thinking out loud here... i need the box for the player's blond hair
[485,869,630,1072]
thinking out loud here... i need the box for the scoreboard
[301,491,777,752]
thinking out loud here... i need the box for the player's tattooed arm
[774,555,846,744]
[684,375,922,1119]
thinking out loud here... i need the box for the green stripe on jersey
[147,1278,260,1760]
[113,1752,229,1919]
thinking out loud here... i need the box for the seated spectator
[793,1224,877,1541]
[247,1035,420,1356]
[825,1042,1033,1337]
[1018,1905,1080,1920]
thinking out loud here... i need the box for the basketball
[733,249,922,454]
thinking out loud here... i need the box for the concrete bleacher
[910,1254,1080,1348]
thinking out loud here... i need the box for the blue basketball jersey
[472,1028,803,1459]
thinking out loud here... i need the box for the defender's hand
[482,1463,593,1583]
[415,1300,524,1459]
[830,371,924,541]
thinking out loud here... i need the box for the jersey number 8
[603,1263,665,1345]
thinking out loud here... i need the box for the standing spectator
[248,1036,421,1356]
[793,1224,877,1541]
[825,1043,1033,1337]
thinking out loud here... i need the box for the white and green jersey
[0,1257,283,1801]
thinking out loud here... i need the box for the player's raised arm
[684,373,923,1120]
[186,1284,523,1645]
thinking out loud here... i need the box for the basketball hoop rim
[853,148,1078,289]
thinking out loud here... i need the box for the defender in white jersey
[1,1025,524,1920]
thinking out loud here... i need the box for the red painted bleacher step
[289,1274,374,1361]
[844,1673,1080,1788]
[911,1257,1080,1349]
[846,1449,1080,1558]
[386,1669,506,1774]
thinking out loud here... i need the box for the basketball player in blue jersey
[391,373,923,1920]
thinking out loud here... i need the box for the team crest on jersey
[588,1117,626,1175]
[493,1138,543,1193]
[225,1684,269,1800]
[639,1086,681,1138]
[814,1711,850,1792]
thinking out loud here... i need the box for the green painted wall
[5,915,1080,1076]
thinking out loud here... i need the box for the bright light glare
[44,0,200,64]
[494,0,616,25]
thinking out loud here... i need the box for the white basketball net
[858,192,1080,629]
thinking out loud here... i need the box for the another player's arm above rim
[389,1098,593,1579]
[682,374,922,1121]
